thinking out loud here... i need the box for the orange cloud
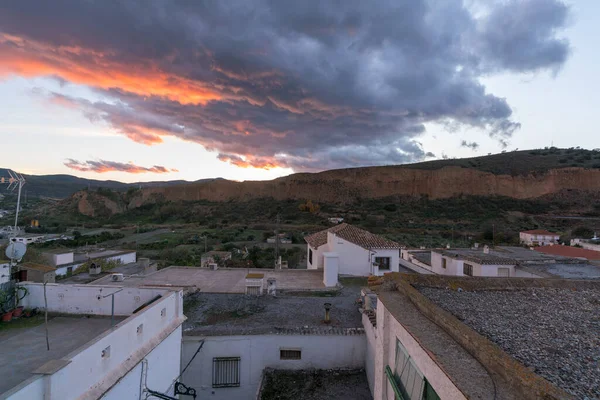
[0,34,222,105]
[64,159,177,174]
[217,154,283,170]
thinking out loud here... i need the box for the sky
[0,0,598,183]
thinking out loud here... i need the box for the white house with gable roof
[304,223,401,277]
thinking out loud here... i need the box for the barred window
[463,263,473,276]
[213,357,240,388]
[280,349,302,360]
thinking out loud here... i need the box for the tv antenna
[0,170,26,232]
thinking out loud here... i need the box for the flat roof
[41,248,73,255]
[183,285,363,336]
[19,262,56,273]
[378,291,505,399]
[520,263,600,279]
[418,286,600,399]
[91,267,327,293]
[435,246,573,265]
[0,315,124,395]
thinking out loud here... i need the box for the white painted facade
[570,238,600,251]
[430,251,516,277]
[6,283,184,400]
[519,232,559,246]
[0,261,10,284]
[181,333,366,400]
[42,251,74,267]
[307,232,400,277]
[12,235,44,245]
[54,251,136,276]
[365,299,466,400]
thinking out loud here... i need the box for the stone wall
[397,273,600,291]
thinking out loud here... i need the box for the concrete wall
[43,252,74,267]
[307,244,328,270]
[18,283,171,316]
[327,233,399,277]
[362,314,376,394]
[102,326,182,400]
[0,262,10,284]
[367,299,466,400]
[9,290,184,400]
[431,252,516,277]
[181,333,366,400]
[55,252,137,276]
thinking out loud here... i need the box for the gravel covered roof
[419,287,600,399]
[304,223,400,250]
[182,285,363,336]
[434,249,517,265]
[520,229,558,235]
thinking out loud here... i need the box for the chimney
[324,302,332,324]
[267,278,277,296]
[483,245,490,254]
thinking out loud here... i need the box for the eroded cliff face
[129,166,600,204]
[71,190,125,217]
[70,166,600,216]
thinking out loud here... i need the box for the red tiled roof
[521,230,558,236]
[304,223,400,250]
[534,245,600,260]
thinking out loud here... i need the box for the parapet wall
[390,275,574,400]
[396,273,600,291]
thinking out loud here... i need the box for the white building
[180,291,366,400]
[361,275,569,400]
[305,223,401,277]
[42,249,74,267]
[430,248,517,277]
[519,229,560,246]
[1,283,185,400]
[11,234,45,245]
[52,249,137,276]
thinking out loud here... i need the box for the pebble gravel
[418,287,600,399]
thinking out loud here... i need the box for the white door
[498,268,510,277]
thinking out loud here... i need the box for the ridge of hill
[49,148,600,218]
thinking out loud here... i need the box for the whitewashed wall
[18,283,171,316]
[0,262,10,284]
[307,244,328,270]
[181,333,366,400]
[55,252,137,276]
[8,290,184,400]
[370,299,466,400]
[327,233,400,277]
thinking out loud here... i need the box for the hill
[0,169,217,199]
[44,148,600,218]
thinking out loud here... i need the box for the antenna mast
[1,170,26,233]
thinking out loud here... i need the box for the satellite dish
[5,242,27,261]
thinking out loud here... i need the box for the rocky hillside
[127,165,600,205]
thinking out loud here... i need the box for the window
[498,268,510,277]
[309,248,313,265]
[375,257,391,270]
[386,339,439,400]
[441,258,447,269]
[463,263,473,276]
[213,357,240,388]
[280,349,302,360]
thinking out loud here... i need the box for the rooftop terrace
[0,315,124,395]
[418,285,600,399]
[183,283,363,336]
[91,266,327,293]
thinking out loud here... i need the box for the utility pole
[275,213,280,268]
[492,223,496,247]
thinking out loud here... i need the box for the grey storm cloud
[0,0,571,170]
[460,140,480,151]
